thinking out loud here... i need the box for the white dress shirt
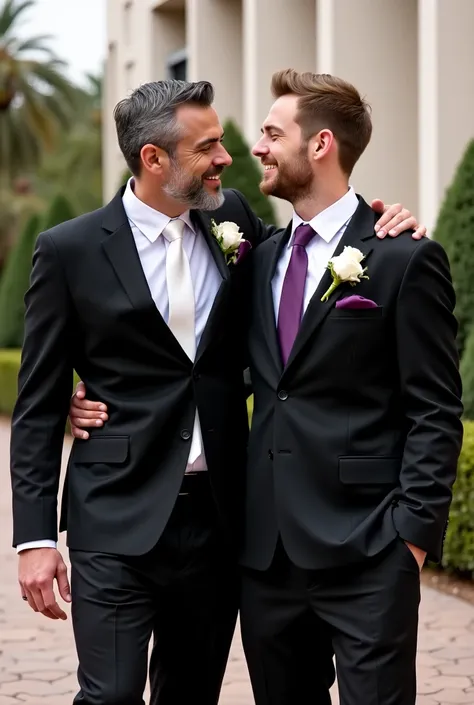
[272,187,359,321]
[18,179,222,552]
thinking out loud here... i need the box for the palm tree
[0,0,78,184]
[35,72,104,213]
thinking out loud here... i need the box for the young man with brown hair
[239,69,462,705]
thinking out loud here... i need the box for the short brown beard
[260,146,313,203]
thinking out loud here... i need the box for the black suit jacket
[10,187,277,555]
[242,196,463,571]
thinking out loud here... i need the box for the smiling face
[161,103,232,210]
[252,94,314,203]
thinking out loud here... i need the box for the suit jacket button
[268,450,274,460]
[278,390,288,401]
[181,430,191,440]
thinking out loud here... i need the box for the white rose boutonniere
[211,219,247,265]
[321,246,369,302]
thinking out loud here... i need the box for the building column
[150,5,186,83]
[243,0,317,224]
[316,0,418,216]
[418,0,474,231]
[186,0,243,128]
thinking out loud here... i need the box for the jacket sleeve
[10,232,74,546]
[393,238,463,562]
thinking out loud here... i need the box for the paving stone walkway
[1,419,473,704]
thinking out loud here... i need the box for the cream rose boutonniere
[321,246,369,302]
[211,219,248,265]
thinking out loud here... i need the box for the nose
[252,138,268,157]
[215,144,232,167]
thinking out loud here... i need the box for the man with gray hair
[11,78,422,705]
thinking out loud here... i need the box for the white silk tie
[162,218,202,465]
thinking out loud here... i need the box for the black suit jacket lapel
[191,209,229,281]
[191,209,233,363]
[283,197,377,373]
[101,188,191,363]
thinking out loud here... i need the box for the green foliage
[34,74,103,214]
[460,326,474,420]
[0,193,74,349]
[221,120,277,225]
[441,421,474,576]
[42,193,75,230]
[0,348,21,415]
[0,348,78,433]
[0,214,40,348]
[433,139,474,356]
[0,0,79,182]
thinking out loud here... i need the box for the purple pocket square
[336,295,378,310]
[235,239,252,264]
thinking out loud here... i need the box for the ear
[140,144,168,176]
[310,129,334,162]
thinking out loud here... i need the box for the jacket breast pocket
[71,436,129,464]
[329,306,384,320]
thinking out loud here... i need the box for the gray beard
[164,166,224,210]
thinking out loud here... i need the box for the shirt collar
[290,186,359,246]
[122,177,195,243]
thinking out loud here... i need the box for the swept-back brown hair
[271,69,372,176]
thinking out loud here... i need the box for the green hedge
[0,349,78,431]
[0,350,472,576]
[441,420,474,575]
[433,138,474,357]
[460,326,474,421]
[221,119,277,225]
[0,349,22,416]
[0,215,41,349]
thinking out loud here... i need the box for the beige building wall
[317,0,418,217]
[418,0,474,231]
[103,0,474,232]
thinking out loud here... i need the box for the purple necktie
[277,223,316,365]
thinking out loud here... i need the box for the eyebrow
[261,124,283,135]
[195,133,225,149]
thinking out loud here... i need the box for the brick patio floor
[1,419,473,704]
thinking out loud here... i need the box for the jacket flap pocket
[72,436,129,464]
[339,456,400,484]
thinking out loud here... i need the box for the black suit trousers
[70,474,239,705]
[240,537,420,705]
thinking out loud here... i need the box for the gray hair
[114,80,215,175]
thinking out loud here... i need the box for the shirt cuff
[16,540,57,553]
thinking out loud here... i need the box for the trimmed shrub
[0,349,79,433]
[433,139,474,356]
[0,349,22,416]
[461,326,474,420]
[221,119,277,225]
[42,193,75,231]
[0,194,75,350]
[0,214,41,348]
[441,420,474,576]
